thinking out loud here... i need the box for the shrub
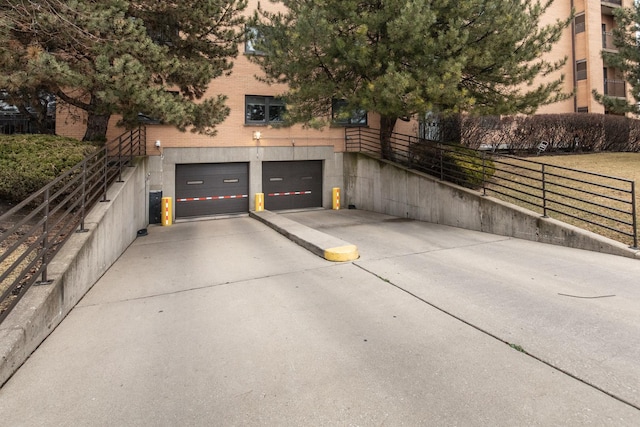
[0,135,96,203]
[459,113,640,154]
[410,141,495,189]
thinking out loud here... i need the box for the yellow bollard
[332,187,341,210]
[161,197,172,226]
[255,193,264,212]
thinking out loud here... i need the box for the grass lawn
[487,152,640,247]
[535,152,640,183]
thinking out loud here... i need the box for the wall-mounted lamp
[253,131,262,141]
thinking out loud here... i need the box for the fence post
[101,148,110,202]
[632,181,638,249]
[481,151,487,196]
[128,131,134,165]
[117,135,124,182]
[142,126,147,156]
[345,127,349,151]
[39,187,50,284]
[542,164,548,217]
[78,161,88,232]
[439,144,444,180]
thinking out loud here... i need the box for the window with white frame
[245,96,286,125]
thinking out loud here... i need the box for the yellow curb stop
[324,244,359,262]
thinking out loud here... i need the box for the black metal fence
[0,127,146,324]
[0,115,55,135]
[345,127,638,248]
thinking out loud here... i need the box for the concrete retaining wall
[344,153,639,259]
[0,159,148,386]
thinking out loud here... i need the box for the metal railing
[345,127,638,248]
[1,115,55,135]
[602,31,616,50]
[604,79,626,97]
[0,127,146,324]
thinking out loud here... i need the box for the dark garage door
[175,163,249,218]
[262,161,322,210]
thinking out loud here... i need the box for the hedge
[0,135,96,203]
[436,113,640,154]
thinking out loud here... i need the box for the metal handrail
[345,127,638,248]
[0,127,146,324]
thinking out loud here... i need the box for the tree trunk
[83,112,110,142]
[380,115,398,160]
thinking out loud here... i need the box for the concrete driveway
[0,209,639,425]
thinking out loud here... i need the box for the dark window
[575,14,585,34]
[331,99,367,126]
[576,60,587,81]
[577,107,588,113]
[245,96,285,125]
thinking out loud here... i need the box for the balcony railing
[602,31,616,50]
[604,79,626,97]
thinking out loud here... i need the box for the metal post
[481,151,487,196]
[101,148,110,202]
[40,187,50,284]
[117,135,124,182]
[78,161,88,232]
[632,181,638,249]
[141,126,147,156]
[128,131,134,165]
[542,164,548,217]
[439,145,444,180]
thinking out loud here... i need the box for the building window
[331,99,367,126]
[576,60,587,81]
[575,14,585,34]
[245,27,265,55]
[577,107,588,113]
[245,96,285,125]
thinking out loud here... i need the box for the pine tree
[0,0,247,142]
[249,0,570,158]
[593,5,640,114]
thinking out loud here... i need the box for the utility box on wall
[149,191,162,224]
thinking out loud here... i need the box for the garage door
[262,161,322,210]
[175,163,249,218]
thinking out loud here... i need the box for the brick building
[536,0,631,114]
[55,0,632,220]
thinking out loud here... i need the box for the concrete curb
[249,210,359,262]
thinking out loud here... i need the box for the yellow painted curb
[324,244,359,262]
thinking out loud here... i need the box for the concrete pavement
[0,210,639,425]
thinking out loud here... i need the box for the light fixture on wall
[253,131,261,141]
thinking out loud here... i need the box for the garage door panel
[263,161,322,211]
[176,163,249,218]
